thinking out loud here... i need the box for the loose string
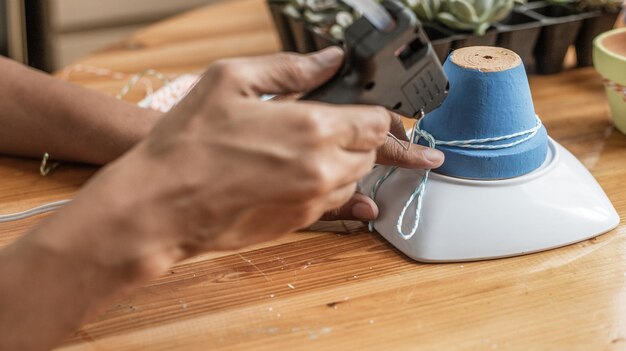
[115,69,169,100]
[369,114,543,240]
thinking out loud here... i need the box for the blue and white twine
[369,114,543,240]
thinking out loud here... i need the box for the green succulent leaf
[411,0,444,22]
[417,1,434,21]
[283,4,302,18]
[490,0,515,22]
[471,0,516,24]
[475,21,490,35]
[448,0,479,23]
[431,0,441,12]
[429,0,442,13]
[475,0,494,16]
[475,0,494,21]
[303,9,327,23]
[436,11,478,30]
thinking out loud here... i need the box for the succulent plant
[434,0,521,35]
[548,0,624,12]
[402,0,442,22]
[271,0,527,40]
[269,0,360,40]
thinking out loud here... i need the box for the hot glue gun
[301,0,449,120]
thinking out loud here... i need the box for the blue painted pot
[419,50,549,179]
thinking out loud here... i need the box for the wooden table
[1,0,625,349]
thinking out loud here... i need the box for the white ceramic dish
[359,138,620,262]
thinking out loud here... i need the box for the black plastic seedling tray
[576,11,621,66]
[525,2,595,74]
[267,1,622,74]
[423,24,456,63]
[496,11,543,70]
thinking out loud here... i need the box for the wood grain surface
[0,0,625,350]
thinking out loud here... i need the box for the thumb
[320,193,379,221]
[233,47,344,96]
[377,140,445,169]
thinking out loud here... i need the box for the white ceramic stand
[359,138,620,262]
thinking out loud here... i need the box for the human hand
[321,111,445,221]
[0,48,440,351]
[81,47,390,258]
[264,64,446,223]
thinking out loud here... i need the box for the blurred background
[1,0,623,74]
[0,0,217,72]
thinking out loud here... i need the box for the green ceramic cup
[594,27,626,135]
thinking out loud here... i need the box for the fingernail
[313,47,344,68]
[352,202,377,220]
[424,148,445,165]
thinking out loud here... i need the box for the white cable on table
[0,200,72,223]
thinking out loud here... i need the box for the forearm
[0,150,184,350]
[0,57,161,164]
[0,48,392,351]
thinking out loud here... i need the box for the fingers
[260,101,390,152]
[321,182,359,211]
[320,192,379,221]
[332,105,391,151]
[295,149,376,204]
[332,149,377,187]
[208,47,344,96]
[322,107,442,169]
[377,140,445,169]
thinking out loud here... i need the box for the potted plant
[268,0,522,55]
[268,0,360,52]
[403,0,523,61]
[266,0,625,75]
[400,0,456,62]
[430,0,519,37]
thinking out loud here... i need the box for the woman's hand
[321,110,445,221]
[76,47,389,257]
[0,49,444,351]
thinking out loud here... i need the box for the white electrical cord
[0,199,72,223]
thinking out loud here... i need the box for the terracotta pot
[355,46,620,263]
[419,47,548,179]
[594,27,626,135]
